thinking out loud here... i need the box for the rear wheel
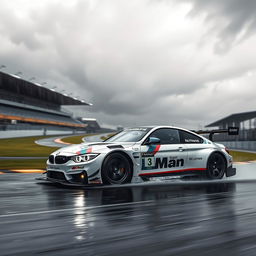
[206,153,226,179]
[101,153,133,185]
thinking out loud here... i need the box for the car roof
[126,126,205,138]
[127,125,184,130]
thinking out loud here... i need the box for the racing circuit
[1,134,256,256]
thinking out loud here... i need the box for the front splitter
[35,176,101,187]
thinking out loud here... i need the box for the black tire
[206,153,226,179]
[101,153,133,185]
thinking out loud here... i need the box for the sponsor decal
[185,139,200,143]
[228,127,239,135]
[189,157,203,161]
[142,156,184,170]
[142,152,155,157]
[155,157,184,169]
[129,128,148,131]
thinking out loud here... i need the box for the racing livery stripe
[139,168,207,176]
[87,147,93,154]
[153,145,161,155]
[76,149,85,155]
[76,147,93,155]
[147,145,161,155]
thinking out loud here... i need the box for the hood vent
[107,145,124,149]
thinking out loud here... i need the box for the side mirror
[145,137,160,145]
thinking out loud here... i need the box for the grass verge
[229,150,256,162]
[0,159,47,169]
[0,136,58,157]
[0,134,98,169]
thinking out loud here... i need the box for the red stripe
[153,145,161,155]
[139,168,206,176]
[87,147,92,153]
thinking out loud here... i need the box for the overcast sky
[1,0,256,129]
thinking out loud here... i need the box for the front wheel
[101,153,133,185]
[206,153,226,179]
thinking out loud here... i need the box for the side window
[179,130,204,144]
[148,128,180,145]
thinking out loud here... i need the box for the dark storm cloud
[1,0,256,129]
[181,0,256,53]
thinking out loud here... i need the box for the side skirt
[139,168,206,179]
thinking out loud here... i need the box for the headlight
[72,153,99,163]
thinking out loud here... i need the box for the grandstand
[206,111,256,151]
[206,110,256,141]
[78,118,101,133]
[0,71,92,138]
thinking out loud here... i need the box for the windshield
[106,128,152,142]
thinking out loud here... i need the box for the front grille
[47,171,66,181]
[48,155,54,164]
[55,155,71,164]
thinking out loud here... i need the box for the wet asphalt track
[1,164,256,256]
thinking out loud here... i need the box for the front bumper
[37,175,91,187]
[45,169,103,185]
[47,170,89,184]
[46,156,103,185]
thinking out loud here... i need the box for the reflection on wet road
[1,170,256,255]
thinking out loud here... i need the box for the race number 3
[144,157,155,168]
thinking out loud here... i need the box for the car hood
[52,141,137,156]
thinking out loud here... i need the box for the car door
[178,130,208,169]
[139,128,188,177]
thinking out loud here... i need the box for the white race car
[45,126,236,186]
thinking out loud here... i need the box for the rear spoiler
[193,127,239,142]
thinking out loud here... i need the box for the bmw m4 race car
[44,126,236,186]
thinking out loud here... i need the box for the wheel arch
[206,150,228,174]
[101,150,134,175]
